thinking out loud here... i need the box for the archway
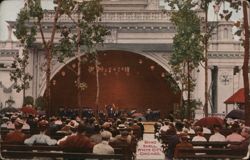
[50,50,181,116]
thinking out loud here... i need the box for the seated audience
[192,126,207,142]
[24,120,57,145]
[192,126,207,155]
[229,127,250,156]
[57,120,79,145]
[226,124,245,142]
[111,124,132,145]
[202,126,211,134]
[209,125,226,142]
[4,118,27,144]
[58,122,95,152]
[90,124,102,144]
[182,120,195,134]
[7,115,17,130]
[175,121,184,134]
[93,131,114,154]
[159,120,170,135]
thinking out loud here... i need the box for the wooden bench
[160,134,212,144]
[1,143,123,153]
[109,143,134,160]
[0,144,126,160]
[191,141,241,148]
[175,147,244,160]
[1,150,125,160]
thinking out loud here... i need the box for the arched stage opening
[49,50,181,117]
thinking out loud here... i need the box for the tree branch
[50,2,62,46]
[37,21,47,48]
[67,13,78,25]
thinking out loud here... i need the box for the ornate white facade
[0,0,247,117]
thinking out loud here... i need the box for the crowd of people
[1,109,144,157]
[154,118,250,159]
[1,108,250,160]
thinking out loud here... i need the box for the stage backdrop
[50,50,181,116]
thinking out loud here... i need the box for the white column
[7,25,13,41]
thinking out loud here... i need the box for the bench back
[1,150,125,160]
[176,148,243,159]
[0,143,125,160]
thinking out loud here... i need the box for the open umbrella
[21,106,37,115]
[225,109,245,120]
[194,117,224,128]
[0,106,19,114]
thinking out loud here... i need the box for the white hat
[117,124,127,130]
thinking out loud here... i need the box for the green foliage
[176,99,202,119]
[10,49,33,93]
[53,26,76,62]
[164,72,180,94]
[23,96,34,106]
[10,0,43,95]
[167,0,204,93]
[53,0,109,63]
[14,2,38,47]
[35,96,46,110]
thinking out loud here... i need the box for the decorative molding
[40,10,172,23]
[208,51,244,59]
[0,50,19,57]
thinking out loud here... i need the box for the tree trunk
[76,12,82,108]
[242,1,250,126]
[45,48,52,116]
[204,7,209,117]
[23,67,26,105]
[95,57,100,112]
[23,88,26,106]
[187,60,191,119]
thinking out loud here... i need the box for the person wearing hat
[60,120,79,134]
[7,115,17,130]
[93,131,114,154]
[57,120,79,145]
[1,116,10,128]
[24,120,57,145]
[58,122,95,152]
[4,118,27,144]
[110,124,132,145]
